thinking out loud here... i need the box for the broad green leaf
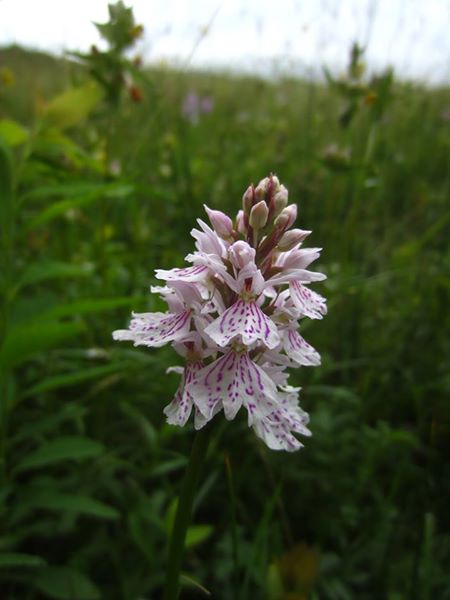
[16,436,104,472]
[33,566,100,600]
[185,525,214,549]
[19,490,119,520]
[27,183,134,228]
[31,128,103,172]
[43,82,104,130]
[387,429,419,447]
[119,401,158,447]
[0,140,13,242]
[150,458,188,479]
[22,182,110,202]
[0,552,46,568]
[25,363,124,396]
[165,499,177,537]
[307,385,359,402]
[17,260,94,289]
[0,320,85,371]
[13,404,86,443]
[39,296,141,320]
[0,118,29,146]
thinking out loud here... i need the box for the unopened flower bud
[228,240,256,269]
[242,186,254,214]
[204,205,233,239]
[277,228,311,251]
[274,204,297,230]
[236,210,247,234]
[249,200,269,229]
[129,84,143,103]
[254,177,269,201]
[270,174,280,190]
[273,185,289,216]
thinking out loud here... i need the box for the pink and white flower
[252,386,312,452]
[187,348,278,424]
[113,175,327,452]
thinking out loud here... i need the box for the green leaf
[119,401,158,447]
[31,129,103,172]
[0,118,29,146]
[25,363,124,396]
[17,260,94,289]
[180,573,211,596]
[33,566,100,600]
[27,183,134,228]
[13,404,86,443]
[0,552,46,568]
[20,490,119,520]
[185,525,213,549]
[0,139,13,243]
[43,82,104,130]
[38,296,141,320]
[150,458,188,478]
[0,320,85,371]
[22,182,109,202]
[16,436,104,472]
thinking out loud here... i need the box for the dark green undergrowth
[0,7,449,598]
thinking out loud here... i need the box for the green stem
[163,426,211,600]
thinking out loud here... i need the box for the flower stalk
[163,426,211,600]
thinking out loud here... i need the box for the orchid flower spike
[113,175,327,452]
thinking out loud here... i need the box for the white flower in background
[113,175,327,451]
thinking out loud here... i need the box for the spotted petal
[289,281,327,319]
[155,264,208,282]
[283,328,321,366]
[253,388,311,451]
[163,362,203,426]
[204,299,280,349]
[112,310,191,347]
[187,350,278,424]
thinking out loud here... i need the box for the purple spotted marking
[289,281,327,319]
[163,361,204,426]
[284,328,321,366]
[204,298,280,349]
[114,310,191,348]
[155,264,208,282]
[185,349,279,423]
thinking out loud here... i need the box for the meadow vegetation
[0,4,449,598]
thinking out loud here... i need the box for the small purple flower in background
[200,95,214,114]
[181,91,214,124]
[113,175,327,451]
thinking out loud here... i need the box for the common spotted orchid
[113,176,327,451]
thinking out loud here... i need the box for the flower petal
[155,264,208,282]
[266,268,326,287]
[191,218,228,257]
[163,362,203,426]
[187,350,278,424]
[112,310,191,347]
[289,281,327,319]
[283,328,321,366]
[253,389,311,451]
[253,418,303,451]
[204,299,280,349]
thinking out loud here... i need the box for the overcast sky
[1,0,449,83]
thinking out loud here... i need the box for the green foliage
[0,118,29,146]
[42,82,104,130]
[33,567,100,600]
[0,4,449,598]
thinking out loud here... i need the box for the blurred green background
[0,3,449,599]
